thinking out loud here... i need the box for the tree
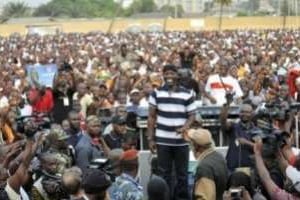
[160,4,184,18]
[125,0,157,16]
[33,2,68,17]
[214,0,232,31]
[249,0,260,14]
[33,0,119,18]
[282,0,288,28]
[1,1,31,18]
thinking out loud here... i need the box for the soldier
[44,125,73,170]
[109,149,143,200]
[31,152,68,200]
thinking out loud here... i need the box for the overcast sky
[0,0,51,8]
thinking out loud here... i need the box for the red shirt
[29,88,54,113]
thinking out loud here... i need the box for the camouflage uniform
[109,173,143,200]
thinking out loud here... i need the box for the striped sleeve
[148,90,157,107]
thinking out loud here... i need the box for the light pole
[296,0,299,27]
[175,0,178,18]
[163,0,171,32]
[277,0,281,16]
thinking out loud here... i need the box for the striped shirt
[149,85,196,146]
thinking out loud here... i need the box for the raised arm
[147,106,157,154]
[220,104,232,133]
[7,138,35,193]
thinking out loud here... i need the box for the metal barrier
[136,106,240,149]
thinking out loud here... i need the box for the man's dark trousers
[157,145,190,200]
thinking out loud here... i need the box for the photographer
[254,139,300,200]
[223,171,253,200]
[220,102,256,172]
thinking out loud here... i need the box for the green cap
[51,127,69,141]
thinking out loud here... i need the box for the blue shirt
[75,134,104,170]
[109,173,143,200]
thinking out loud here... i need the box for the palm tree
[107,0,124,33]
[1,1,30,18]
[214,0,232,31]
[282,0,288,29]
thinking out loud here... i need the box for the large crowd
[0,29,300,200]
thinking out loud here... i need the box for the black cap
[163,64,178,73]
[99,83,107,89]
[111,115,126,125]
[82,168,111,194]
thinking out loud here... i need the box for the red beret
[121,149,138,161]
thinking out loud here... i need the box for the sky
[0,0,52,8]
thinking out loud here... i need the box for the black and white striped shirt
[149,85,197,146]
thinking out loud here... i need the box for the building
[114,0,134,9]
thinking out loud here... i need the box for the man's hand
[176,126,188,135]
[209,96,217,104]
[148,139,156,154]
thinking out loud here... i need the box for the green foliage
[236,11,248,17]
[1,1,31,18]
[254,11,271,16]
[124,0,157,16]
[33,0,119,18]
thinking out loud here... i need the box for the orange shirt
[2,123,15,144]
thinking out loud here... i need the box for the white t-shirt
[0,96,9,108]
[205,74,243,106]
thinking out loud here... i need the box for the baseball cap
[286,165,300,192]
[185,128,214,147]
[82,168,111,194]
[130,88,140,95]
[111,115,126,125]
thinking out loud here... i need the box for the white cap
[130,88,140,95]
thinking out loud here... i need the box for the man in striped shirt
[147,64,196,200]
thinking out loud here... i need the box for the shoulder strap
[218,75,230,93]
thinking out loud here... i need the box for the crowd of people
[0,29,300,200]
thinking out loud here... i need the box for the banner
[26,64,58,88]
